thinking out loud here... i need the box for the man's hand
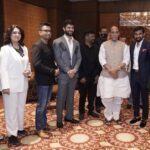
[54,69,59,76]
[67,69,77,78]
[80,78,86,84]
[94,75,99,84]
[23,70,31,78]
[2,89,10,95]
[108,69,118,79]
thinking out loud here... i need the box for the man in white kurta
[97,26,131,124]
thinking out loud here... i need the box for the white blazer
[0,44,31,93]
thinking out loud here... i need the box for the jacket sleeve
[32,44,55,75]
[93,45,102,76]
[23,46,31,73]
[53,41,70,73]
[0,46,10,90]
[74,41,82,72]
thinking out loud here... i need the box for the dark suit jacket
[130,39,150,86]
[53,36,82,79]
[32,40,57,85]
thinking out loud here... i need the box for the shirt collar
[136,38,144,47]
[64,34,73,42]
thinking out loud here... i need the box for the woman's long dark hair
[3,25,25,46]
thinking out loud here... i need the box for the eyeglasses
[12,31,21,35]
[40,30,51,33]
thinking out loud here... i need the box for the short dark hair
[3,25,25,46]
[100,26,107,30]
[63,19,74,27]
[83,31,95,38]
[133,26,145,33]
[39,22,51,30]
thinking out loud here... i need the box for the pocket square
[142,48,148,52]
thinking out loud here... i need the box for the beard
[135,37,143,42]
[64,31,73,36]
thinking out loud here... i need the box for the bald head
[110,26,119,32]
[110,26,120,41]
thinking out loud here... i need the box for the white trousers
[3,91,27,136]
[102,97,123,121]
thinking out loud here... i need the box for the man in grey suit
[53,19,81,128]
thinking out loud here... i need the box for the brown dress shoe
[37,130,49,138]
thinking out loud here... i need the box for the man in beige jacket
[97,26,131,125]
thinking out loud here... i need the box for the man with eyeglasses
[97,26,131,125]
[32,23,59,138]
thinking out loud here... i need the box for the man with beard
[95,27,108,48]
[130,26,150,128]
[32,23,59,138]
[95,27,108,113]
[53,19,81,128]
[79,31,100,120]
[97,26,131,125]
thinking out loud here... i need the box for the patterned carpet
[0,91,150,150]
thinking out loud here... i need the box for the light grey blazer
[53,36,81,79]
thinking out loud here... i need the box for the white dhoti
[102,97,123,121]
[97,75,131,121]
[97,76,131,99]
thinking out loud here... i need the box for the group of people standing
[0,19,150,147]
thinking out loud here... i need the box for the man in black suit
[94,27,108,113]
[79,31,100,120]
[32,23,59,138]
[130,26,150,128]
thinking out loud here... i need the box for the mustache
[64,31,73,36]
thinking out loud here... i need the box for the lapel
[131,43,135,63]
[61,36,77,57]
[138,39,145,62]
[9,44,22,60]
[61,36,70,53]
[72,39,77,56]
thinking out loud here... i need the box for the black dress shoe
[126,104,132,109]
[130,117,141,124]
[115,119,122,125]
[79,113,84,120]
[64,118,79,124]
[57,122,63,128]
[18,130,28,136]
[8,135,20,147]
[88,112,99,118]
[104,119,111,125]
[140,120,147,128]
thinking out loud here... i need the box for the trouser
[79,80,96,114]
[36,85,52,131]
[57,77,77,123]
[95,96,103,108]
[131,71,149,120]
[102,97,123,121]
[3,91,27,136]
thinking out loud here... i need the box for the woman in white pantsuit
[0,25,31,147]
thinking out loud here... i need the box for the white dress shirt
[64,34,74,64]
[133,39,144,70]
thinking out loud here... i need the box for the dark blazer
[32,40,57,85]
[130,39,150,86]
[53,36,82,79]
